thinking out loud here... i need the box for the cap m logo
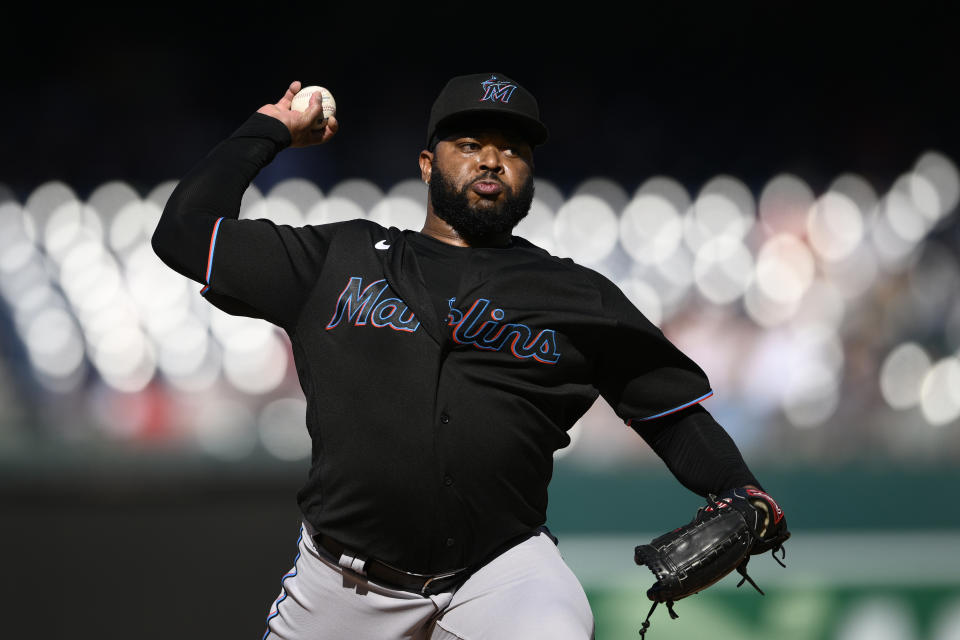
[479,75,517,103]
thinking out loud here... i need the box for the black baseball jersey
[154,114,718,574]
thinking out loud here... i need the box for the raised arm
[152,81,337,281]
[151,81,341,330]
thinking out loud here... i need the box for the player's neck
[419,212,512,248]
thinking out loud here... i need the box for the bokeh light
[754,234,815,305]
[619,191,683,265]
[221,326,288,395]
[44,199,104,264]
[693,235,753,304]
[791,279,846,329]
[834,597,918,640]
[782,360,840,428]
[192,398,257,460]
[110,199,154,255]
[157,316,211,380]
[25,307,85,384]
[744,281,795,328]
[616,277,662,327]
[329,178,383,214]
[554,193,618,265]
[573,177,629,216]
[830,173,878,217]
[269,178,323,215]
[369,179,427,230]
[647,245,695,313]
[779,325,844,428]
[880,343,931,409]
[307,196,367,225]
[886,176,932,243]
[758,173,814,237]
[807,191,863,262]
[89,325,156,393]
[2,153,959,459]
[870,197,918,270]
[514,194,556,254]
[920,357,960,426]
[819,245,879,300]
[244,195,304,227]
[912,151,960,222]
[259,398,311,461]
[685,175,755,253]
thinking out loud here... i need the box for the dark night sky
[3,6,958,201]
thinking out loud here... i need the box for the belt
[313,534,471,596]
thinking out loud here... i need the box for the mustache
[472,172,504,184]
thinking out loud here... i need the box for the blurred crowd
[1,149,958,467]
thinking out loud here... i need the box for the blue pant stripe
[262,528,304,640]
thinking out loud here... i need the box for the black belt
[313,534,471,596]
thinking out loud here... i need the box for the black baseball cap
[426,72,549,149]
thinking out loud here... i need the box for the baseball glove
[633,487,790,638]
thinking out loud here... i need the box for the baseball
[291,85,337,129]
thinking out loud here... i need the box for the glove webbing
[734,541,788,594]
[639,556,783,638]
[639,600,677,639]
[734,556,763,595]
[771,543,788,567]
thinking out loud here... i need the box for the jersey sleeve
[588,271,713,425]
[152,112,337,331]
[198,218,338,329]
[637,405,761,496]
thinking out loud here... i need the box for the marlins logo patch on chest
[326,277,420,333]
[324,277,561,365]
[446,298,561,364]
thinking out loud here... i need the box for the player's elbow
[150,225,171,265]
[149,199,206,283]
[150,210,179,268]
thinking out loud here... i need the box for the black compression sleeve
[632,404,762,496]
[151,113,292,284]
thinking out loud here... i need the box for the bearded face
[427,147,535,245]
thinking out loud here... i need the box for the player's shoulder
[307,218,397,244]
[509,235,577,270]
[509,235,618,294]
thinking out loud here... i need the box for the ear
[419,150,433,184]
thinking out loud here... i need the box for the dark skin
[259,80,339,147]
[418,130,534,247]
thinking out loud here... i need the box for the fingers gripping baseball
[277,80,302,110]
[257,80,339,148]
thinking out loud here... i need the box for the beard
[429,165,535,245]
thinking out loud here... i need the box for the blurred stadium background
[2,7,959,639]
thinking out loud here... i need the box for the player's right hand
[258,80,339,148]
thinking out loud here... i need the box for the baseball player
[151,72,787,640]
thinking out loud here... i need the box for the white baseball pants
[261,522,595,640]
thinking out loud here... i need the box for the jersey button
[445,537,455,547]
[440,414,450,424]
[443,475,453,486]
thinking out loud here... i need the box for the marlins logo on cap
[479,76,518,104]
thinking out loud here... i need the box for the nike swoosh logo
[375,240,390,250]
